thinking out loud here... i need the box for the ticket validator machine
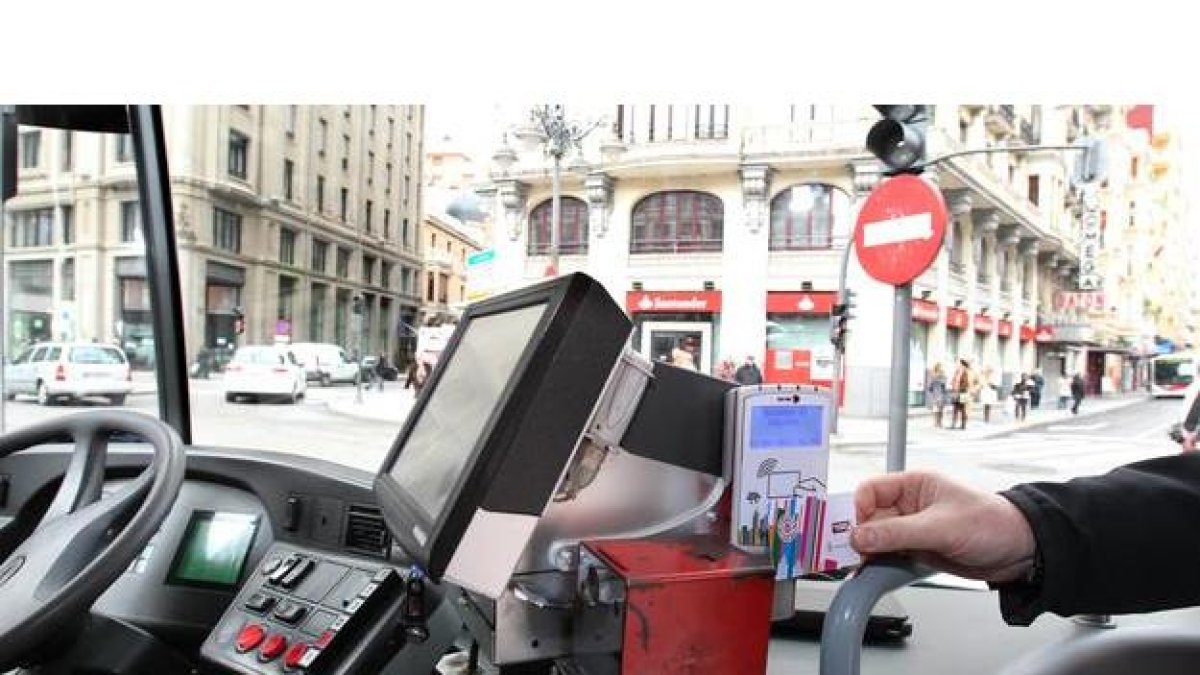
[374,273,869,674]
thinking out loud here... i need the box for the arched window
[527,197,589,256]
[768,183,850,250]
[630,191,723,254]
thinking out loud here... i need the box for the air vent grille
[344,505,390,557]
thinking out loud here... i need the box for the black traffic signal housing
[232,306,245,335]
[829,290,856,352]
[867,105,931,174]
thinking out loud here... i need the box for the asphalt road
[0,377,405,473]
[2,383,1185,491]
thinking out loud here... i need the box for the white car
[288,342,359,386]
[223,345,308,403]
[2,342,134,406]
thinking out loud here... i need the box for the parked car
[289,342,359,386]
[223,345,308,403]
[2,341,134,406]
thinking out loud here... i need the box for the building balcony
[984,105,1017,137]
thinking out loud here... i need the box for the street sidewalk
[832,393,1150,448]
[317,379,1151,447]
[320,384,418,424]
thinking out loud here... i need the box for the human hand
[850,471,1037,584]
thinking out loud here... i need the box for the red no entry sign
[854,174,948,286]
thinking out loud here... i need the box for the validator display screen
[749,404,825,450]
[388,303,548,522]
[167,511,260,588]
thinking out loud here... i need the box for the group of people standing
[927,361,1087,429]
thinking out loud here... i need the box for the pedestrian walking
[927,363,949,428]
[950,359,973,430]
[1030,369,1045,409]
[373,353,388,391]
[1058,377,1072,409]
[1012,373,1031,421]
[715,357,737,382]
[734,355,764,385]
[405,358,431,395]
[1070,372,1086,415]
[979,366,999,423]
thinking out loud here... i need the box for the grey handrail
[819,557,934,675]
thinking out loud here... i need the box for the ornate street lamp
[527,105,599,276]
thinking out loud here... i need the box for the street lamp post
[527,106,599,277]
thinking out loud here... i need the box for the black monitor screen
[167,511,260,588]
[389,302,548,522]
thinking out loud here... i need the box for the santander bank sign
[626,291,723,313]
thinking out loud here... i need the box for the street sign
[854,174,949,286]
[466,248,497,301]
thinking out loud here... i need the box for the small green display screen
[167,511,260,588]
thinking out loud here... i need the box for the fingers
[854,471,933,522]
[851,507,952,556]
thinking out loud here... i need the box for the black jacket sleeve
[994,453,1200,625]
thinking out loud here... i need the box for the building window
[630,191,724,254]
[388,116,395,143]
[342,133,350,171]
[340,188,349,221]
[528,197,589,255]
[317,175,326,211]
[115,134,134,163]
[280,227,296,265]
[365,200,373,233]
[426,272,435,302]
[120,201,142,243]
[61,205,74,245]
[19,131,41,169]
[212,207,243,253]
[61,131,73,171]
[381,262,392,289]
[228,130,249,180]
[61,258,76,301]
[386,162,393,190]
[283,159,295,200]
[8,208,54,247]
[318,118,328,154]
[285,105,298,138]
[367,151,375,184]
[363,255,376,285]
[438,273,449,304]
[310,283,327,341]
[1027,174,1040,207]
[404,175,411,204]
[384,209,391,239]
[693,105,730,140]
[336,247,351,278]
[402,218,410,247]
[311,238,329,273]
[278,275,297,324]
[769,183,849,250]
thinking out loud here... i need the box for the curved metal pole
[820,557,933,675]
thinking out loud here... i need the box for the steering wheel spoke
[0,411,184,670]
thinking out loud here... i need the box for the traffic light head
[867,105,931,173]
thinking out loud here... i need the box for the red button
[235,624,266,653]
[284,642,309,670]
[314,630,334,649]
[259,634,288,661]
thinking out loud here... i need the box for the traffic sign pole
[887,285,913,472]
[853,174,948,474]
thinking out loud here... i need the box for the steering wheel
[0,411,185,670]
